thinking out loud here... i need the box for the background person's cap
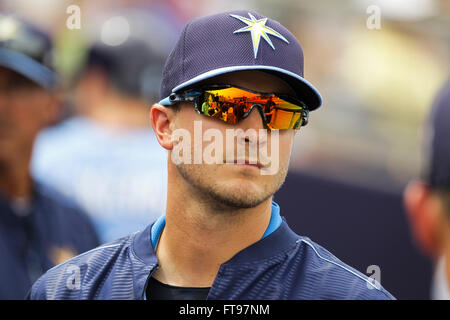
[159,10,322,111]
[0,13,57,90]
[425,78,450,189]
[0,14,57,89]
[81,39,165,101]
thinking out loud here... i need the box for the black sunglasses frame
[168,84,309,129]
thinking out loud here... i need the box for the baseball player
[28,11,394,300]
[404,79,450,299]
[0,14,99,299]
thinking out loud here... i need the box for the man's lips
[232,158,264,169]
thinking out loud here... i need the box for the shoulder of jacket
[295,236,395,300]
[28,235,134,300]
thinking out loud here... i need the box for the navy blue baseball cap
[159,10,322,111]
[425,79,450,189]
[0,13,57,89]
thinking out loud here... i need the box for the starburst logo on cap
[230,13,289,59]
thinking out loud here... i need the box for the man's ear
[150,104,175,150]
[403,180,442,258]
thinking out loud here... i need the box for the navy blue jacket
[0,183,100,299]
[27,202,394,300]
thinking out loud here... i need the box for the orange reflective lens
[196,86,307,129]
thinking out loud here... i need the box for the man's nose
[237,105,268,146]
[240,105,265,131]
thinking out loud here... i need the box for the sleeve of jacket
[25,273,48,300]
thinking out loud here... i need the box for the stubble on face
[176,159,289,212]
[170,70,295,213]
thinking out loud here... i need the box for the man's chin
[212,192,269,210]
[209,181,272,209]
[176,163,277,209]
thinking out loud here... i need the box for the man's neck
[152,169,273,287]
[0,161,33,201]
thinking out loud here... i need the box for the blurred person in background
[31,38,168,243]
[0,13,99,299]
[404,79,450,299]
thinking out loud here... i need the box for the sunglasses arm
[302,110,309,126]
[168,91,200,104]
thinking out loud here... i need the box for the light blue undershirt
[151,201,282,249]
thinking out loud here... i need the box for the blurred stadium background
[1,0,448,299]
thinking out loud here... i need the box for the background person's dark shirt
[0,183,100,299]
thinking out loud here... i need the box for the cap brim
[0,48,57,89]
[159,65,322,111]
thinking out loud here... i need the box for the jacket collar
[132,201,297,267]
[149,201,283,249]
